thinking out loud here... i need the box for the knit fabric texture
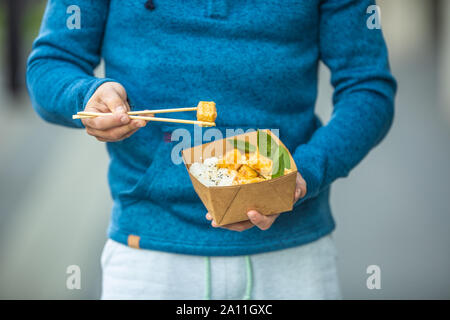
[27,0,396,256]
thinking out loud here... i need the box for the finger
[294,187,302,202]
[213,220,254,232]
[222,221,254,232]
[247,210,277,230]
[90,122,143,141]
[83,110,130,130]
[294,172,307,202]
[130,119,147,129]
[95,136,109,142]
[205,213,212,221]
[97,87,131,125]
[86,121,144,141]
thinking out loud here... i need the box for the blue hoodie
[27,0,396,256]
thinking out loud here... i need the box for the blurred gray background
[0,0,449,299]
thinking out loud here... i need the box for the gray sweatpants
[101,234,341,300]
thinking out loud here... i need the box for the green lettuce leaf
[227,138,257,153]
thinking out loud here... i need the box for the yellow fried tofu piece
[197,101,217,123]
[226,163,267,185]
[235,176,266,185]
[237,164,259,179]
[284,168,295,175]
[247,151,273,178]
[246,177,266,184]
[235,164,267,184]
[217,149,246,170]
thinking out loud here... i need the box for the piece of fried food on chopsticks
[197,101,217,124]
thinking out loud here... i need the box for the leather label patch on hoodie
[127,235,141,249]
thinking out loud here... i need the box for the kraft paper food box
[181,129,297,226]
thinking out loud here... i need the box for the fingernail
[120,115,129,124]
[137,121,146,128]
[115,106,125,113]
[247,211,257,218]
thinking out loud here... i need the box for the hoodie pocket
[119,139,166,203]
[145,141,198,205]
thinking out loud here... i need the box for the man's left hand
[205,172,307,231]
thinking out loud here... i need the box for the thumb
[101,84,130,114]
[294,172,307,201]
[105,95,130,115]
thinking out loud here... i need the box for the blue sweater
[27,0,396,256]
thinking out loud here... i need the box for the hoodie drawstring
[204,256,212,300]
[243,255,253,300]
[204,255,253,300]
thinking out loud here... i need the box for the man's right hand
[82,82,147,142]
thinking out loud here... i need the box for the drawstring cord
[204,256,212,300]
[204,255,253,300]
[243,255,253,300]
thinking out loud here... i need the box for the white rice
[189,157,236,186]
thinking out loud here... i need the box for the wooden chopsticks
[72,106,215,127]
[76,107,198,116]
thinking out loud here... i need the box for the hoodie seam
[109,221,332,247]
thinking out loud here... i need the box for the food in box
[182,129,297,226]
